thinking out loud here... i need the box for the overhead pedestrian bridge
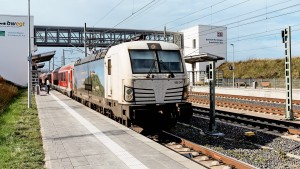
[34,25,183,48]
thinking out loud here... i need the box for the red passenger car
[56,63,74,96]
[51,67,60,87]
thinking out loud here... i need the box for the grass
[0,89,44,169]
[218,57,300,79]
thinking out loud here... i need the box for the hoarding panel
[0,15,33,86]
[74,59,105,97]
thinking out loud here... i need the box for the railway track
[188,92,300,118]
[169,121,300,169]
[131,125,256,169]
[161,130,256,169]
[129,92,300,168]
[193,106,300,135]
[189,91,300,105]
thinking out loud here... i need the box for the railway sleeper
[190,92,291,105]
[191,95,300,119]
[165,142,227,168]
[202,98,287,116]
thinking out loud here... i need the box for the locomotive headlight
[126,88,133,95]
[125,94,133,101]
[124,86,134,102]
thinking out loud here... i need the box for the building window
[192,39,196,49]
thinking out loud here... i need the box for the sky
[1,0,300,69]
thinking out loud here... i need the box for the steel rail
[162,130,257,169]
[193,106,300,134]
[188,95,300,118]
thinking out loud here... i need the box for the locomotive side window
[108,59,111,75]
[129,50,158,73]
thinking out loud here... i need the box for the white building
[181,25,227,83]
[182,25,227,69]
[0,14,34,86]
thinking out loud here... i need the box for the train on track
[40,41,192,129]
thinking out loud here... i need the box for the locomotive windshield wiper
[146,60,156,78]
[159,60,175,78]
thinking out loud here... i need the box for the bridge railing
[34,25,183,48]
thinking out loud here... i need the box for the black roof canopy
[32,51,56,63]
[184,53,224,64]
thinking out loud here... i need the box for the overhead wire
[183,4,300,40]
[168,0,251,30]
[232,40,300,55]
[152,0,297,47]
[150,0,297,58]
[71,0,300,61]
[228,23,300,41]
[210,0,293,25]
[185,28,300,58]
[112,0,157,28]
[182,17,300,60]
[75,0,167,64]
[223,4,300,28]
[93,0,125,27]
[151,0,229,30]
[187,28,300,53]
[114,1,299,61]
[124,0,163,26]
[83,0,161,49]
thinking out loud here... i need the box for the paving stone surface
[36,90,203,169]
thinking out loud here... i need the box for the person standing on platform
[42,78,45,90]
[46,78,50,94]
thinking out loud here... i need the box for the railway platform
[35,90,203,169]
[191,86,300,100]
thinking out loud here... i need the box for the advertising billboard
[0,14,33,86]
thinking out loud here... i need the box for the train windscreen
[129,50,183,74]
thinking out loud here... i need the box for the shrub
[0,76,18,112]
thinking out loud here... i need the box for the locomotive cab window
[129,50,158,73]
[129,50,183,74]
[157,51,183,73]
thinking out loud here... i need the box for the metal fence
[206,78,300,89]
[222,78,300,89]
[187,71,300,89]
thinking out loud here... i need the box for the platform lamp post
[230,44,235,88]
[27,0,32,108]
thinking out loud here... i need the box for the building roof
[184,53,224,64]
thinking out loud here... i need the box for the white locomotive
[61,40,192,128]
